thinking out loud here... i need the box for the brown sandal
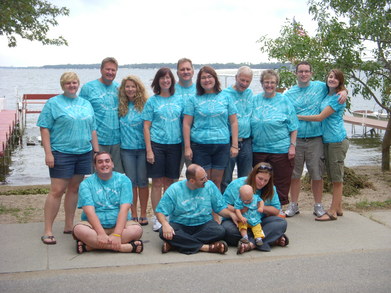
[161,241,172,254]
[274,234,289,247]
[208,241,228,254]
[237,241,253,254]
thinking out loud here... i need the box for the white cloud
[0,0,315,66]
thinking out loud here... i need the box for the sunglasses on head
[257,165,273,172]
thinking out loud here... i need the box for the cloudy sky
[0,0,315,67]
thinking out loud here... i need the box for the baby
[234,184,265,247]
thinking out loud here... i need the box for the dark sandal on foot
[63,230,72,234]
[209,241,228,254]
[275,234,289,247]
[161,241,172,253]
[41,235,56,245]
[315,212,337,221]
[129,240,143,253]
[237,241,253,254]
[139,217,149,226]
[76,240,87,254]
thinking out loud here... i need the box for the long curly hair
[118,75,148,116]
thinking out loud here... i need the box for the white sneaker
[152,215,162,232]
[313,203,326,217]
[285,202,300,217]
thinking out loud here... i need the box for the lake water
[0,68,385,185]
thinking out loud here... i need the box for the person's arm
[156,212,175,240]
[143,120,154,164]
[257,200,264,213]
[235,208,247,224]
[219,208,239,225]
[229,114,239,158]
[183,114,193,161]
[83,205,110,248]
[40,127,54,168]
[108,203,131,251]
[288,130,297,160]
[91,130,99,153]
[337,89,348,104]
[298,105,335,122]
[262,205,279,216]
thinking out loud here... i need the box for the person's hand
[184,147,193,161]
[337,90,348,104]
[162,223,175,240]
[97,233,110,248]
[288,145,296,160]
[146,150,155,164]
[109,234,122,251]
[45,153,54,168]
[258,206,264,213]
[230,146,239,158]
[230,212,239,226]
[240,216,247,225]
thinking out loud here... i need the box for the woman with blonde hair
[38,72,99,245]
[119,75,149,226]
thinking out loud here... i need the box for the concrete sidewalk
[1,210,390,275]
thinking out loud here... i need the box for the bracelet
[231,145,239,149]
[112,233,121,237]
[290,142,296,147]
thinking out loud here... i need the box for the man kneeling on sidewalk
[73,152,143,254]
[156,164,238,255]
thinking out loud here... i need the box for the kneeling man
[156,164,237,254]
[73,152,143,253]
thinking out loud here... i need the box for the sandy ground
[0,166,390,224]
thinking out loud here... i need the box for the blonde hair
[118,75,148,116]
[60,72,80,90]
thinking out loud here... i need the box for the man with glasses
[284,61,347,217]
[155,164,238,254]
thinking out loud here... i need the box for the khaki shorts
[73,220,140,239]
[292,137,325,180]
[324,139,349,182]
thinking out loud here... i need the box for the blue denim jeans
[120,148,148,187]
[221,138,253,193]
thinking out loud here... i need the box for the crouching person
[156,164,238,255]
[73,152,143,254]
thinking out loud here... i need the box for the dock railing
[20,94,57,128]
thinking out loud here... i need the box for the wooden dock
[0,110,19,157]
[343,115,388,130]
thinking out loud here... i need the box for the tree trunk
[381,115,391,171]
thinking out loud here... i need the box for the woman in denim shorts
[142,68,184,231]
[37,72,99,245]
[183,66,239,190]
[119,75,149,226]
[298,69,349,221]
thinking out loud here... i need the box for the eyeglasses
[257,165,273,172]
[201,75,214,80]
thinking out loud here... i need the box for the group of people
[38,57,349,255]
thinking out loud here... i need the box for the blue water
[0,68,384,185]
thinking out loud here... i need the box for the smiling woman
[37,71,99,245]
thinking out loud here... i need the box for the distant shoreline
[0,62,290,70]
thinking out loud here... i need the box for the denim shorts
[49,151,93,179]
[147,141,182,179]
[121,148,148,187]
[191,142,230,170]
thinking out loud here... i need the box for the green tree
[0,0,69,47]
[258,0,391,171]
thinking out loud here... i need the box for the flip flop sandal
[76,240,88,254]
[161,241,172,254]
[129,240,144,253]
[63,230,72,234]
[315,212,337,221]
[41,235,56,245]
[209,241,228,254]
[139,217,149,226]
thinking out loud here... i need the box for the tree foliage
[258,0,391,171]
[0,0,69,47]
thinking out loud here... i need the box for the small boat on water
[352,110,389,120]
